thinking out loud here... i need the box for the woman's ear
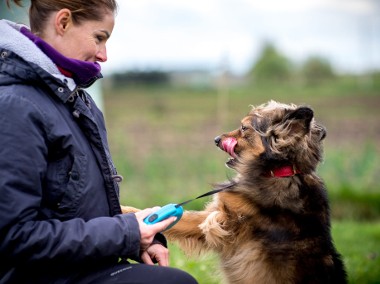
[54,8,73,35]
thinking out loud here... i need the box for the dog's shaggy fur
[122,100,347,284]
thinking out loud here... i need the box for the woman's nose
[96,47,108,62]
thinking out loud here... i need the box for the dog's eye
[241,125,248,132]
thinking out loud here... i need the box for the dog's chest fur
[199,176,334,283]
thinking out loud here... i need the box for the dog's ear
[283,106,313,136]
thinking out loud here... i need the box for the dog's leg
[120,205,217,256]
[164,210,211,255]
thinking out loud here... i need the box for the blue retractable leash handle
[143,185,232,231]
[143,204,183,231]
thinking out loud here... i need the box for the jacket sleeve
[0,91,141,264]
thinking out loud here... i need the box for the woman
[0,1,197,283]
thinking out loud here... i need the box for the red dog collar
[263,165,301,178]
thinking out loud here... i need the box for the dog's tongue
[222,137,237,158]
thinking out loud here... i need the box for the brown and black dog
[122,100,347,284]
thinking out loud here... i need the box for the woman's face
[48,10,115,63]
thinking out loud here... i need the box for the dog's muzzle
[215,136,237,158]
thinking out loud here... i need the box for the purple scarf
[20,27,102,86]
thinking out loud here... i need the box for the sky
[1,0,379,76]
[103,0,380,76]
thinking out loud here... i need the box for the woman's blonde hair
[6,0,118,33]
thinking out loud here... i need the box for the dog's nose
[319,127,327,141]
[316,124,327,141]
[214,136,221,146]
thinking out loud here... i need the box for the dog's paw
[199,211,231,248]
[120,205,140,214]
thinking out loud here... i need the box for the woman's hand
[141,243,170,266]
[135,208,176,263]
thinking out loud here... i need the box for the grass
[102,77,380,283]
[166,220,380,284]
[333,221,380,284]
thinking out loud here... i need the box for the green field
[168,221,380,284]
[103,77,380,283]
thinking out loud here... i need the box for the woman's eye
[96,35,104,42]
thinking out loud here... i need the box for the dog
[122,100,347,284]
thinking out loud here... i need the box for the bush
[249,42,294,83]
[111,70,169,86]
[301,56,335,85]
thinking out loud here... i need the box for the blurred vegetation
[110,42,343,88]
[301,55,336,85]
[103,42,379,283]
[249,42,294,83]
[112,70,169,86]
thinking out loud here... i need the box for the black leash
[175,183,234,208]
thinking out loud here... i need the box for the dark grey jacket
[0,20,155,283]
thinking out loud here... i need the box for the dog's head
[214,100,327,176]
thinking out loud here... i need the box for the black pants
[73,262,198,284]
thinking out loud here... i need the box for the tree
[301,56,335,84]
[249,42,293,83]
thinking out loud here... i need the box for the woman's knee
[158,266,198,284]
[74,263,198,284]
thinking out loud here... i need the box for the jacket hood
[0,19,77,101]
[0,19,60,76]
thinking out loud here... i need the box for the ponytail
[5,0,24,8]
